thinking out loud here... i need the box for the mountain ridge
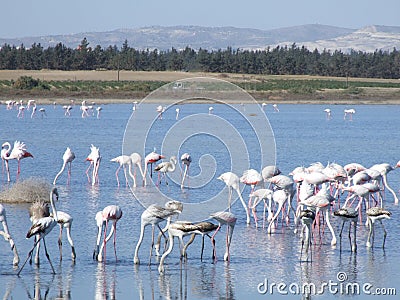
[1,24,399,53]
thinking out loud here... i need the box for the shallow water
[0,102,399,299]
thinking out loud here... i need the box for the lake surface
[0,101,399,299]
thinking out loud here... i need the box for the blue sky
[1,0,399,38]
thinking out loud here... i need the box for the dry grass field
[0,70,399,104]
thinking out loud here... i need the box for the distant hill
[1,24,399,53]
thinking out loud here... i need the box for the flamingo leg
[42,237,56,274]
[17,238,42,276]
[58,225,63,261]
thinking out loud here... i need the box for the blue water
[0,102,399,299]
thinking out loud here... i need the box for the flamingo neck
[50,190,58,222]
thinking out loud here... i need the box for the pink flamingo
[85,144,101,186]
[143,151,165,184]
[240,169,263,214]
[53,147,75,185]
[3,140,33,181]
[94,205,123,262]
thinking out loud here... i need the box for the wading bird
[180,153,192,190]
[53,147,75,185]
[366,207,391,248]
[93,205,123,262]
[134,201,183,265]
[3,141,33,181]
[18,188,59,275]
[154,156,177,185]
[217,172,250,224]
[0,204,19,266]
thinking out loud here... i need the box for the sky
[1,0,399,38]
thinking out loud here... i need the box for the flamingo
[18,188,59,275]
[53,147,75,185]
[0,204,19,266]
[154,156,177,185]
[110,155,132,187]
[217,172,250,224]
[17,105,25,118]
[143,151,165,183]
[96,106,102,119]
[39,108,46,118]
[3,140,33,181]
[249,188,273,227]
[370,163,399,204]
[299,209,315,262]
[261,165,281,183]
[333,207,358,252]
[158,219,218,274]
[85,144,101,186]
[132,101,138,112]
[180,153,192,189]
[1,142,11,182]
[27,99,35,110]
[134,201,183,265]
[266,189,290,234]
[158,221,200,274]
[181,222,219,261]
[344,108,356,120]
[156,105,164,119]
[298,184,337,246]
[324,108,332,120]
[52,211,76,261]
[28,200,50,265]
[210,211,237,262]
[261,102,267,112]
[240,169,263,212]
[94,205,123,262]
[366,207,391,248]
[31,104,37,118]
[129,152,145,187]
[63,105,72,116]
[81,104,90,118]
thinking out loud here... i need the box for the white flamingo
[53,147,75,185]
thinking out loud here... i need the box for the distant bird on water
[344,108,356,121]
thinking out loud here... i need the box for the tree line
[0,38,399,79]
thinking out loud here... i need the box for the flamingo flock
[0,102,398,279]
